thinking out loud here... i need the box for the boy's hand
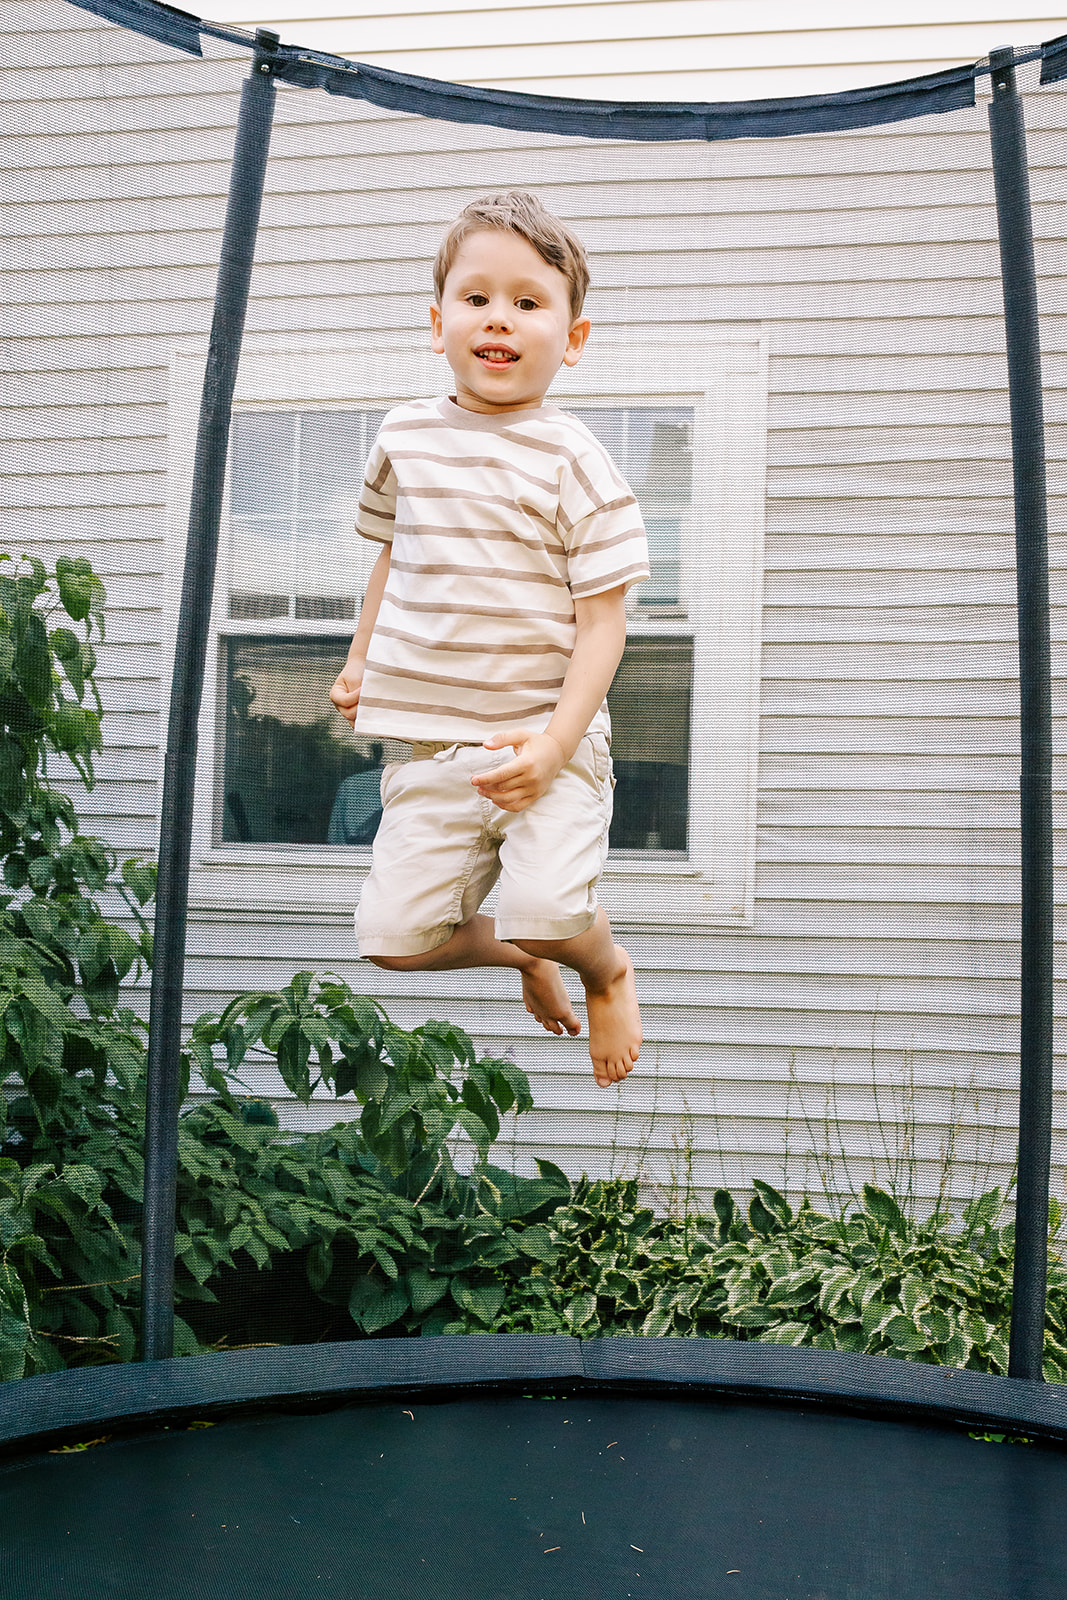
[329,661,364,726]
[472,729,566,812]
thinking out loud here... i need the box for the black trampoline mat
[3,1393,1067,1600]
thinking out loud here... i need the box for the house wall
[3,0,1066,1212]
[197,0,1067,99]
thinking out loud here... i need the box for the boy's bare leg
[367,913,580,1038]
[513,909,640,1087]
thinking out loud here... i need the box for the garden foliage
[2,555,1066,1385]
[0,554,564,1373]
[0,556,154,1378]
[467,1175,1067,1381]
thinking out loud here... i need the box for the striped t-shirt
[352,396,649,744]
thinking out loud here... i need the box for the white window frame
[166,332,767,928]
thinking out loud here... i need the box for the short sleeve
[355,426,397,545]
[559,432,650,599]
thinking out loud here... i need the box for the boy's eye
[466,293,489,306]
[516,297,540,311]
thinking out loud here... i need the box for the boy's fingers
[473,762,521,789]
[483,727,531,752]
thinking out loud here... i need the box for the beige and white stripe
[353,396,649,744]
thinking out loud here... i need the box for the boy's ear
[562,316,591,368]
[430,303,445,353]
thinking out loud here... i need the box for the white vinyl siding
[195,2,1067,99]
[4,1,1066,1212]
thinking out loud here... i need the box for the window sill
[188,848,751,928]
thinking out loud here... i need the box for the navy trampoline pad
[3,1394,1066,1600]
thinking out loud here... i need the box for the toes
[593,1056,635,1086]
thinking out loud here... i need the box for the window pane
[221,636,394,846]
[227,410,384,621]
[642,518,681,608]
[606,636,692,853]
[297,410,386,513]
[229,412,295,517]
[568,406,692,613]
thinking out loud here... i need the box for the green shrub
[176,972,567,1342]
[0,555,558,1370]
[449,1174,1067,1382]
[0,555,155,1377]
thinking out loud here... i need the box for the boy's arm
[329,542,392,726]
[472,584,627,812]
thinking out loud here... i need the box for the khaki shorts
[356,733,613,957]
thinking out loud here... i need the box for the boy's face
[430,229,590,414]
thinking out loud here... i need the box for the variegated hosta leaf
[757,1321,810,1347]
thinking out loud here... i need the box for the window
[218,401,695,859]
[170,335,766,925]
[570,406,694,858]
[227,409,384,622]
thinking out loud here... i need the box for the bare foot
[584,947,641,1087]
[521,958,582,1038]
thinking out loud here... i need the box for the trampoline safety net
[2,0,1067,1467]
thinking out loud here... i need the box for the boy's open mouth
[475,347,518,364]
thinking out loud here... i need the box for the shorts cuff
[357,926,453,959]
[496,910,597,944]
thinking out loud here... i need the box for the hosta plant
[452,1175,1067,1382]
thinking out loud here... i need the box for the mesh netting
[1,0,1063,1393]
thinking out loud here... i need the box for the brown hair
[433,190,590,318]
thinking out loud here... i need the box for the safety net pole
[988,47,1055,1382]
[141,29,280,1361]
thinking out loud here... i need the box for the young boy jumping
[330,191,648,1087]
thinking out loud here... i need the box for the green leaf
[713,1189,738,1236]
[515,1224,559,1264]
[727,1304,776,1327]
[758,1321,810,1347]
[901,1274,930,1319]
[862,1185,906,1235]
[121,858,157,907]
[15,613,52,710]
[987,1334,1010,1375]
[819,1268,859,1317]
[452,1279,505,1327]
[885,1315,929,1354]
[765,1269,820,1309]
[752,1180,792,1227]
[966,1313,994,1348]
[921,1307,952,1345]
[861,1297,897,1342]
[55,557,104,625]
[406,1268,448,1315]
[563,1291,597,1333]
[534,1159,571,1189]
[962,1187,1003,1234]
[0,632,15,695]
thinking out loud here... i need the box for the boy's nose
[484,304,513,330]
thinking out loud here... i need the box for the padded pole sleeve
[988,48,1054,1383]
[141,31,279,1362]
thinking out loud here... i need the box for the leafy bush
[0,556,154,1377]
[0,555,559,1372]
[451,1174,1067,1381]
[175,972,567,1342]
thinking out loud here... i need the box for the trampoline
[3,3,1067,1597]
[6,1338,1067,1598]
